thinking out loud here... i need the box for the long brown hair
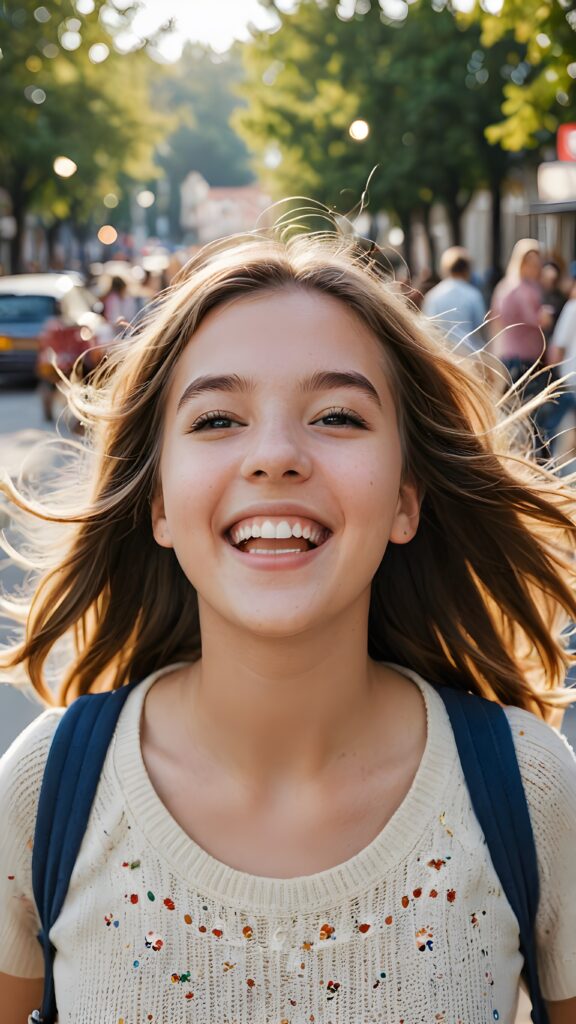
[1,230,575,716]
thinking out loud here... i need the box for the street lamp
[53,156,77,178]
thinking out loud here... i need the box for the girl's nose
[240,425,313,481]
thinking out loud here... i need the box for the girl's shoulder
[0,704,65,824]
[0,706,65,977]
[503,704,576,838]
[504,703,576,772]
[504,706,576,997]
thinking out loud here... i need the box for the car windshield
[0,294,57,324]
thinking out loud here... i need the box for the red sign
[557,123,576,162]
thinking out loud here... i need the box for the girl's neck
[172,598,399,784]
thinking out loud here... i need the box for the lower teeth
[247,547,307,555]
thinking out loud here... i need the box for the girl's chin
[200,595,336,638]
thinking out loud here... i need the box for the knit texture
[1,666,575,1023]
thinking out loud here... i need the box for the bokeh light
[60,31,82,51]
[103,192,119,208]
[112,30,141,54]
[263,144,282,169]
[53,156,78,178]
[380,0,409,21]
[42,43,59,59]
[136,189,156,208]
[89,43,110,63]
[388,227,405,247]
[33,6,51,22]
[98,225,118,245]
[349,119,370,141]
[262,61,284,86]
[336,0,355,19]
[26,56,43,72]
[24,85,46,103]
[75,0,95,12]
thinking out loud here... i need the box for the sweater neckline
[113,664,457,912]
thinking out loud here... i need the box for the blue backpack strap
[436,685,549,1024]
[31,681,141,1024]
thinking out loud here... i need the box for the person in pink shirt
[489,240,555,454]
[490,239,552,371]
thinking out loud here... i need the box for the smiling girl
[0,232,575,1024]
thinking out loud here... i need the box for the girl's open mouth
[226,516,332,557]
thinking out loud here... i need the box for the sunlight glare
[130,0,297,56]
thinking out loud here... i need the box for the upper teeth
[230,519,324,546]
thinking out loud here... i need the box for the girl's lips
[225,534,331,571]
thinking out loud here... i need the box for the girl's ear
[389,476,422,545]
[151,489,174,549]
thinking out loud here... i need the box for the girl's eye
[188,410,244,432]
[313,407,368,428]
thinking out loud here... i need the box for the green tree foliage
[468,0,575,151]
[235,0,524,267]
[151,43,254,239]
[0,0,169,269]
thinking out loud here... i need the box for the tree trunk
[169,171,183,243]
[9,192,27,274]
[446,199,461,246]
[421,204,438,272]
[75,219,90,274]
[490,173,503,280]
[46,221,61,268]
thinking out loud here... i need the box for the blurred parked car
[0,273,110,419]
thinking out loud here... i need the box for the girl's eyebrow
[177,373,255,411]
[301,370,382,407]
[177,369,382,412]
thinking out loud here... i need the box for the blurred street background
[1,1,575,726]
[1,0,575,737]
[0,7,575,1020]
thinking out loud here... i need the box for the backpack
[29,681,549,1024]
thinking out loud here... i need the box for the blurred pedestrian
[555,280,576,368]
[541,260,567,340]
[102,274,137,332]
[488,239,558,457]
[489,239,551,378]
[1,231,575,1023]
[422,246,486,349]
[547,281,576,463]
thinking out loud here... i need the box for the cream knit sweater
[1,666,575,1024]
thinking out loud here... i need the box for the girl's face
[152,287,420,638]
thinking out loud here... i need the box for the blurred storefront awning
[529,199,576,215]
